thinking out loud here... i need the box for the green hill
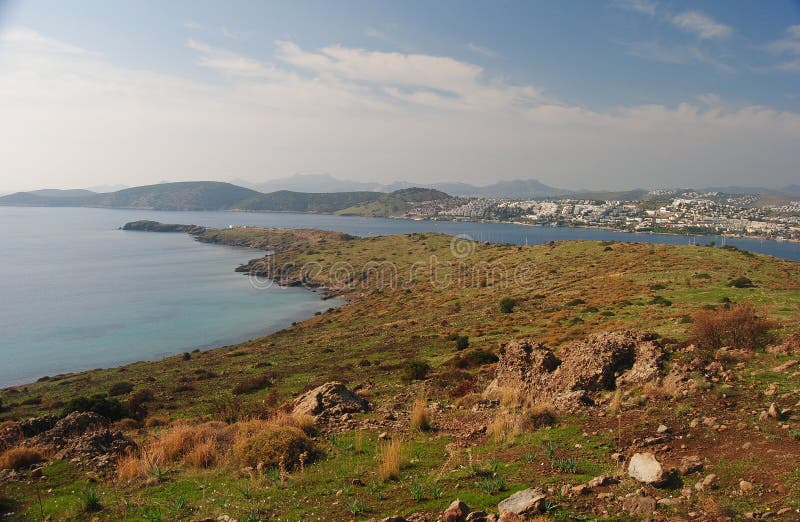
[87,181,260,211]
[234,190,381,213]
[337,187,451,216]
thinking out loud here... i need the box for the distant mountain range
[0,181,449,216]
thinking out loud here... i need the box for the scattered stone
[772,360,798,373]
[656,424,669,434]
[739,480,754,493]
[695,474,717,491]
[443,499,470,522]
[742,442,752,450]
[628,452,664,485]
[679,456,703,476]
[497,488,546,520]
[571,484,591,495]
[768,403,783,420]
[292,382,369,418]
[587,475,618,488]
[464,511,493,522]
[622,491,657,515]
[766,334,800,355]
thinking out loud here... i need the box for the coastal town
[408,189,800,241]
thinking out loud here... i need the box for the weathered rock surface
[628,452,665,484]
[497,488,546,520]
[622,491,657,515]
[486,331,663,409]
[443,499,470,522]
[766,334,800,355]
[293,382,369,418]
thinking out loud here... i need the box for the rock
[628,452,664,485]
[443,499,470,522]
[486,331,663,409]
[464,511,494,522]
[739,480,754,493]
[292,382,369,418]
[766,334,800,355]
[587,475,618,488]
[571,484,591,495]
[768,403,783,420]
[656,424,669,434]
[772,360,798,373]
[695,474,717,491]
[497,488,546,520]
[622,491,656,515]
[678,456,703,475]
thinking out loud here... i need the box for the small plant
[410,396,431,431]
[232,374,272,395]
[728,276,755,288]
[499,297,516,313]
[409,481,425,502]
[550,456,578,474]
[348,498,365,516]
[142,507,162,521]
[454,335,469,351]
[81,489,102,513]
[0,447,43,470]
[108,381,134,396]
[789,430,800,441]
[648,295,672,307]
[172,495,190,512]
[378,438,403,481]
[428,483,443,499]
[479,476,508,494]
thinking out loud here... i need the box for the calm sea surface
[1,206,797,387]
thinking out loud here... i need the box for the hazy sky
[0,0,799,192]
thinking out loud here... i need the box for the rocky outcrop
[122,220,205,234]
[486,331,663,409]
[497,488,546,520]
[293,382,369,419]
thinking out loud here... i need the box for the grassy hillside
[338,187,451,216]
[235,190,382,213]
[87,182,260,211]
[1,228,799,520]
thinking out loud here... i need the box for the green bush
[126,389,154,420]
[62,394,127,420]
[402,359,431,383]
[453,349,499,369]
[232,374,272,395]
[728,276,754,288]
[499,297,516,314]
[108,381,134,397]
[454,335,469,351]
[234,425,318,470]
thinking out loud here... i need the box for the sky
[0,0,798,193]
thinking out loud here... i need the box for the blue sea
[1,206,797,387]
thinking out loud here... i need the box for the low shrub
[62,394,127,421]
[126,389,154,420]
[728,276,755,288]
[232,374,272,395]
[454,335,469,351]
[691,303,775,351]
[453,349,499,369]
[114,418,142,431]
[499,297,516,314]
[0,447,43,470]
[108,382,134,397]
[401,359,430,383]
[234,424,317,471]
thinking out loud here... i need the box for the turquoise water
[0,207,339,387]
[1,206,797,387]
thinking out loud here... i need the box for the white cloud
[612,0,657,16]
[671,11,732,40]
[0,27,798,192]
[767,25,800,72]
[624,41,734,72]
[466,42,497,58]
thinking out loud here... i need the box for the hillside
[338,187,452,216]
[1,225,799,520]
[235,190,382,213]
[87,181,260,211]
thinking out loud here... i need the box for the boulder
[628,452,664,485]
[292,382,369,418]
[497,488,546,520]
[443,499,470,522]
[486,331,663,409]
[678,456,703,476]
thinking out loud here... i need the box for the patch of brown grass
[377,437,403,481]
[185,439,217,468]
[116,451,147,482]
[691,304,775,351]
[143,416,169,428]
[233,424,316,471]
[0,447,43,470]
[270,411,316,435]
[410,396,431,431]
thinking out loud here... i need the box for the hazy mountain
[86,184,129,193]
[231,174,382,194]
[87,181,260,210]
[29,189,97,198]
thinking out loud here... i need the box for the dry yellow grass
[116,451,147,482]
[487,411,520,442]
[410,396,431,431]
[0,447,43,470]
[270,411,316,435]
[185,439,217,468]
[606,388,622,415]
[377,437,403,481]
